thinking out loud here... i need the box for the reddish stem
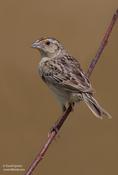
[24,105,72,175]
[87,9,118,78]
[24,9,118,175]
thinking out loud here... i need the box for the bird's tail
[82,93,111,119]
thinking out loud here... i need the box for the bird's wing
[41,55,93,93]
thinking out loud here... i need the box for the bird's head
[32,37,64,58]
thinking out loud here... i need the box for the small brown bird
[32,37,111,119]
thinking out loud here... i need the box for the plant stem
[86,9,118,78]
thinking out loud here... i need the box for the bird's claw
[48,125,59,137]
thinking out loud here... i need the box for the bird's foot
[69,102,75,111]
[48,124,59,137]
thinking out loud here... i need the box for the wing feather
[40,55,93,93]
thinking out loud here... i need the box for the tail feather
[82,93,111,119]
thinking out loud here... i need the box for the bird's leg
[49,104,73,136]
[62,105,67,113]
[68,102,75,111]
[49,105,66,135]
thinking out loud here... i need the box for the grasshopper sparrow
[32,37,111,119]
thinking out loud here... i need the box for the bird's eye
[45,41,50,45]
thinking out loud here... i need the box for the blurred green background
[0,0,118,175]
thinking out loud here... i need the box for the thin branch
[86,8,118,78]
[24,105,72,175]
[24,9,118,175]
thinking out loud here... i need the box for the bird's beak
[32,40,40,49]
